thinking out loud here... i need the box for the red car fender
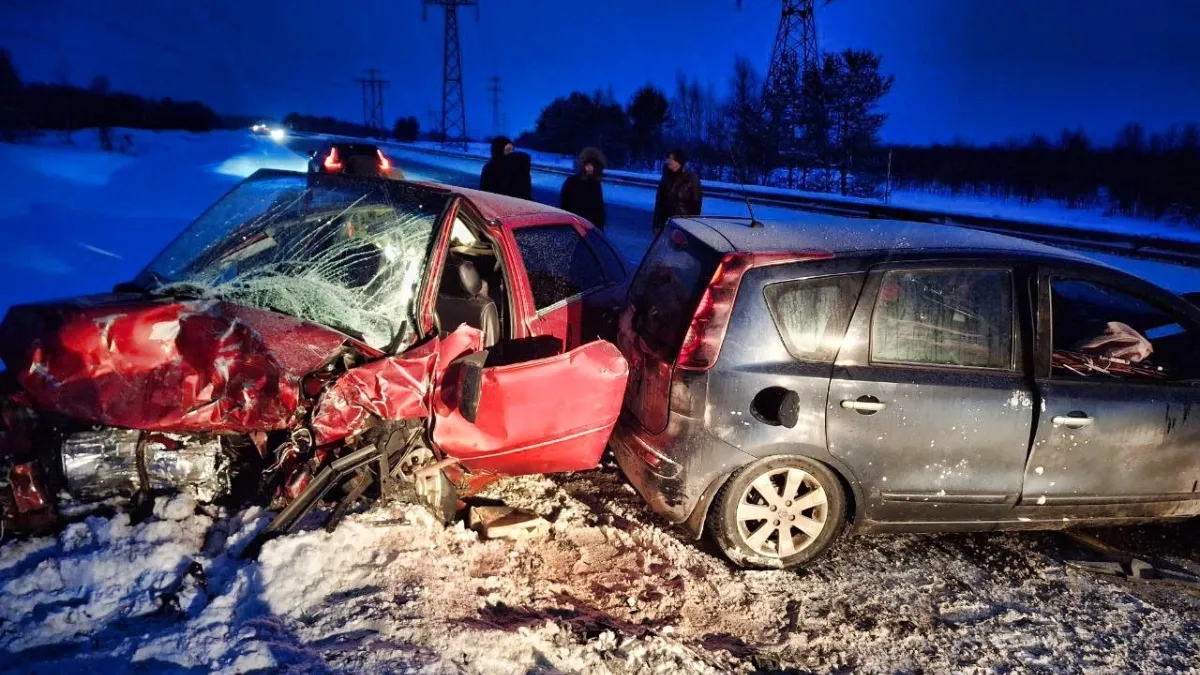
[310,324,483,446]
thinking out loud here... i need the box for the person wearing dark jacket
[508,150,533,200]
[480,136,534,200]
[559,147,607,229]
[480,136,511,195]
[652,149,703,233]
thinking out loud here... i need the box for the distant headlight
[269,128,287,141]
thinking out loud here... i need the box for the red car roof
[413,181,585,228]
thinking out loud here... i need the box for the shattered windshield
[135,174,449,350]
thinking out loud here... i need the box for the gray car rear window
[763,274,865,363]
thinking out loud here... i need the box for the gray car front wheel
[708,456,847,569]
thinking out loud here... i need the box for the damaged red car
[0,169,631,541]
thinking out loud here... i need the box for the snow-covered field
[2,130,1200,674]
[0,128,306,315]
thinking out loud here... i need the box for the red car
[0,169,631,538]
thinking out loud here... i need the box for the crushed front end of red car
[0,170,630,544]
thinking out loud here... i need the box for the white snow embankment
[3,469,1198,674]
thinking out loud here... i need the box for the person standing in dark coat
[652,149,703,234]
[480,136,534,200]
[480,136,512,195]
[559,147,607,229]
[508,149,533,201]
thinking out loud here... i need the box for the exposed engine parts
[60,430,230,504]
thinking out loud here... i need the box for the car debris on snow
[468,504,551,540]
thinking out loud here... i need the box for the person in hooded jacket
[480,136,512,195]
[652,149,703,234]
[480,136,534,200]
[559,147,607,229]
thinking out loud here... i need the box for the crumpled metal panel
[311,324,483,446]
[0,295,353,433]
[9,462,46,513]
[432,340,629,475]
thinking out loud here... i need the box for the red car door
[431,340,629,474]
[508,223,627,350]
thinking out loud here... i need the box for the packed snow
[2,468,1197,674]
[2,129,1200,673]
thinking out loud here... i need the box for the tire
[707,455,847,569]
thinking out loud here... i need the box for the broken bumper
[611,411,754,539]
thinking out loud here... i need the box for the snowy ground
[3,467,1198,674]
[0,128,305,314]
[2,130,1200,674]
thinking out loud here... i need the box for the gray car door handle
[841,399,887,412]
[1052,415,1094,429]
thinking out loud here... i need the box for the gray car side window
[763,274,864,363]
[1049,277,1200,382]
[870,268,1015,370]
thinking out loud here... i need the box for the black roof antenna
[728,146,765,229]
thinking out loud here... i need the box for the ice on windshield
[138,175,449,350]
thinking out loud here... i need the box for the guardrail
[382,141,1200,266]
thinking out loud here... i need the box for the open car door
[432,340,629,475]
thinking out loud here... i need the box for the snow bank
[3,471,1197,674]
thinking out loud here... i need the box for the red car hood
[0,294,360,433]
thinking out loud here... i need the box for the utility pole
[354,68,389,135]
[487,75,502,136]
[424,106,443,140]
[423,0,479,150]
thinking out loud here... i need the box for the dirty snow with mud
[2,467,1198,674]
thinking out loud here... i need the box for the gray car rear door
[826,262,1035,524]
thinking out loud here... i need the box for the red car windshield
[135,173,449,350]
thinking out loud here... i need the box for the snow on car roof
[681,215,1104,265]
[448,184,579,223]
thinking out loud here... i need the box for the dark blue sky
[4,0,1199,145]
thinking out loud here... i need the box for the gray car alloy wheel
[709,455,847,569]
[736,468,829,557]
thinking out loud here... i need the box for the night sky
[4,0,1199,145]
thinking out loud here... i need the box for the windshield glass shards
[136,174,450,350]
